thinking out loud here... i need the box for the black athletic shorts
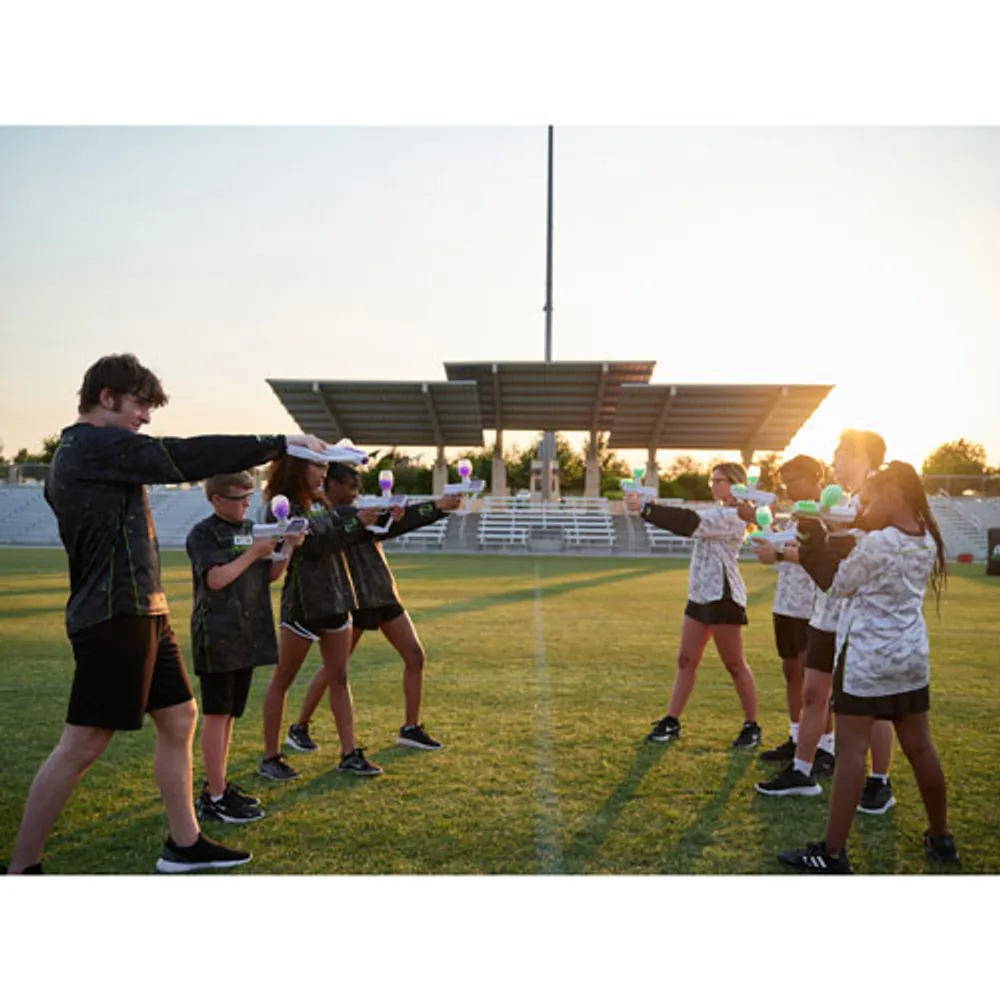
[773,614,810,659]
[832,646,930,719]
[280,612,352,641]
[804,625,837,674]
[684,573,748,627]
[351,603,406,632]
[67,615,193,731]
[199,667,255,718]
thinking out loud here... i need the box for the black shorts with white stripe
[281,613,352,641]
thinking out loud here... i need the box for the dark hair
[838,429,886,470]
[264,457,328,511]
[324,463,360,488]
[77,354,169,414]
[204,471,254,501]
[872,461,947,614]
[778,454,824,483]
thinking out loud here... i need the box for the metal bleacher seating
[476,496,615,551]
[382,496,450,550]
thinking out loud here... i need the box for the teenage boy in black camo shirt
[2,353,329,875]
[186,471,305,824]
[286,463,461,756]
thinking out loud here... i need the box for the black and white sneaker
[813,748,836,778]
[397,723,443,750]
[755,763,822,797]
[198,786,265,824]
[648,715,681,743]
[259,754,299,782]
[857,777,896,815]
[155,834,252,874]
[732,722,762,749]
[924,831,960,865]
[778,841,852,874]
[337,747,383,777]
[286,723,320,753]
[760,737,797,762]
[201,780,260,807]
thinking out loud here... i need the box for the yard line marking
[532,564,564,874]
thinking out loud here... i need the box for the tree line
[1,433,997,500]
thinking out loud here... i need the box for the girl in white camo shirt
[780,462,959,872]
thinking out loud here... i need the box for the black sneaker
[732,721,762,749]
[337,747,383,777]
[397,723,443,751]
[924,831,961,865]
[755,763,822,797]
[778,841,852,874]
[813,748,836,778]
[648,715,681,743]
[259,754,299,782]
[857,776,896,815]
[201,780,260,807]
[198,787,265,824]
[286,723,320,753]
[1,862,43,874]
[155,833,252,874]
[760,737,797,762]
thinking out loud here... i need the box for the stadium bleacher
[475,496,615,552]
[3,483,999,562]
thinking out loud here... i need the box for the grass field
[1,548,997,875]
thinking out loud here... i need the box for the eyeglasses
[219,492,254,502]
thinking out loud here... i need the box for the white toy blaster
[730,483,777,505]
[441,459,484,513]
[253,494,310,559]
[286,438,370,466]
[355,470,408,535]
[792,484,855,527]
[747,507,799,549]
[620,466,658,502]
[730,466,776,505]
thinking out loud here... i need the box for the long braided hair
[877,461,947,613]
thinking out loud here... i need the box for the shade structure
[443,360,657,433]
[266,379,485,448]
[606,382,834,453]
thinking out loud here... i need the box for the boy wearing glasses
[186,472,302,823]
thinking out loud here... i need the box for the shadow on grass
[415,564,668,624]
[0,603,68,621]
[561,741,668,874]
[655,751,755,874]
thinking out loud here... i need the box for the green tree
[11,433,61,465]
[922,439,988,476]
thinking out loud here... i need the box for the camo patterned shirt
[831,526,937,698]
[341,501,450,610]
[186,515,278,675]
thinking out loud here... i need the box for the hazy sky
[2,126,998,470]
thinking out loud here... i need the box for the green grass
[1,548,998,875]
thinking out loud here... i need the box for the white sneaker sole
[755,782,823,797]
[396,736,444,750]
[285,738,319,753]
[857,795,897,815]
[198,808,266,824]
[155,853,252,874]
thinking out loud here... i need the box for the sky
[2,125,999,472]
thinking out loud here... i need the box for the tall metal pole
[541,125,555,500]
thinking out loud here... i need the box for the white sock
[819,732,835,754]
[870,772,889,784]
[210,790,225,802]
[793,757,812,776]
[790,722,800,743]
